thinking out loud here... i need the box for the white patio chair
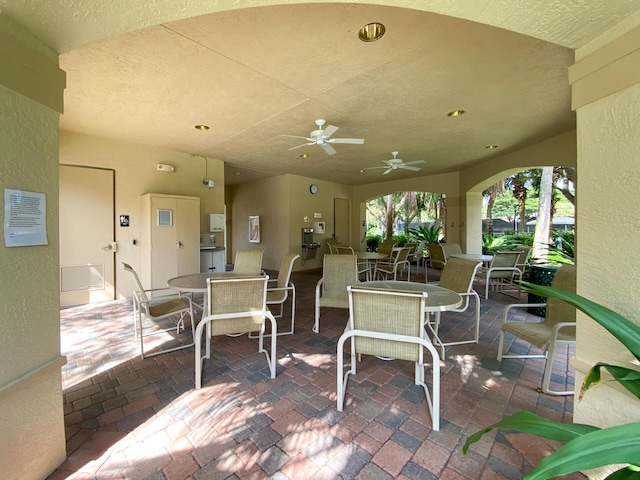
[314,254,359,333]
[232,249,264,275]
[426,258,482,356]
[195,276,277,389]
[476,251,522,299]
[374,246,411,281]
[498,265,576,395]
[121,262,195,359]
[337,285,441,431]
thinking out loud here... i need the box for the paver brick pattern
[48,265,584,479]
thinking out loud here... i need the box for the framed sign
[157,209,173,226]
[249,215,260,243]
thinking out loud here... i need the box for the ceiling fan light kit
[282,119,364,156]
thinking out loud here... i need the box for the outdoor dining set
[122,240,576,431]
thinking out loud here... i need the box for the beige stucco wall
[59,130,225,298]
[571,17,640,455]
[229,174,353,271]
[0,14,67,480]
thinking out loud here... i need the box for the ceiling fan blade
[288,142,315,151]
[363,165,388,171]
[327,138,365,144]
[320,143,337,155]
[402,166,421,172]
[281,134,313,141]
[403,160,425,166]
[322,124,339,138]
[383,168,393,175]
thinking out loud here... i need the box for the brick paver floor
[48,265,584,479]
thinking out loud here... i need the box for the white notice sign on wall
[4,189,48,247]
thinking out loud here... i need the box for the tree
[483,181,504,236]
[533,167,554,262]
[506,170,540,232]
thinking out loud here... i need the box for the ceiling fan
[364,151,426,175]
[281,119,365,155]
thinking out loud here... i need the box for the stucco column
[0,13,67,480]
[569,18,640,460]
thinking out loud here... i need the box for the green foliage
[366,234,381,252]
[501,231,534,246]
[409,224,442,243]
[463,282,640,478]
[481,234,518,254]
[393,232,407,247]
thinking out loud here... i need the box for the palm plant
[481,234,518,254]
[463,281,640,479]
[409,223,442,243]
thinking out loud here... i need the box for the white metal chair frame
[250,252,300,337]
[374,246,412,281]
[426,258,483,356]
[195,276,277,389]
[477,251,522,299]
[337,286,441,431]
[121,262,195,359]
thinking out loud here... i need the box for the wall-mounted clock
[309,184,319,195]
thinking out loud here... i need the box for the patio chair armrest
[550,321,577,339]
[502,302,546,323]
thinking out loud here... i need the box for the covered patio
[50,267,580,479]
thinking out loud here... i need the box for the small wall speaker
[157,163,176,173]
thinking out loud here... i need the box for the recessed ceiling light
[447,110,465,117]
[235,172,241,176]
[194,124,210,131]
[485,145,499,149]
[359,169,365,173]
[358,22,385,42]
[299,154,309,158]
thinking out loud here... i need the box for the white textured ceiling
[3,1,639,185]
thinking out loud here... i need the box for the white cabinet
[200,248,225,273]
[140,193,200,291]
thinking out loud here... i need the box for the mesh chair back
[442,243,462,256]
[395,246,411,264]
[275,252,299,289]
[438,258,482,294]
[233,249,263,275]
[322,254,358,299]
[544,264,577,329]
[207,276,268,336]
[348,287,425,361]
[377,240,396,258]
[427,243,446,269]
[488,251,521,278]
[336,246,355,255]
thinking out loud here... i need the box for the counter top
[200,246,225,250]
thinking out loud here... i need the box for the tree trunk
[533,167,554,263]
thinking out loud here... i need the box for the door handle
[175,241,183,249]
[101,242,117,252]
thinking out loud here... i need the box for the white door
[59,165,115,306]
